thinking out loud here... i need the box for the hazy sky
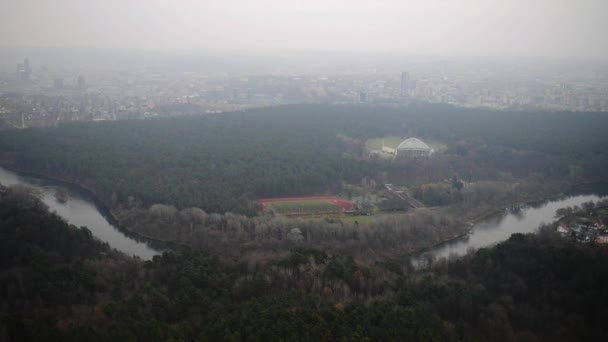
[1,0,607,59]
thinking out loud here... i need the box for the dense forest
[1,185,608,341]
[0,104,607,214]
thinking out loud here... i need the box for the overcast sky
[1,0,607,59]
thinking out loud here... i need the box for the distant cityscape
[1,55,607,128]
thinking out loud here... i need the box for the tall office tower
[401,71,409,96]
[54,78,64,89]
[18,58,32,81]
[77,75,87,90]
[359,91,368,103]
[23,58,31,73]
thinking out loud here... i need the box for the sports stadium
[395,138,433,158]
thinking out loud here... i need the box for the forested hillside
[1,186,608,341]
[0,104,607,214]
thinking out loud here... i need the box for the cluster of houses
[557,222,608,245]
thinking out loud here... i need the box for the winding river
[1,164,606,265]
[412,193,606,267]
[0,166,160,259]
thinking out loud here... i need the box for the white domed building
[396,138,433,158]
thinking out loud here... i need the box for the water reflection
[412,194,605,267]
[0,167,160,259]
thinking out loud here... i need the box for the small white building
[381,146,396,154]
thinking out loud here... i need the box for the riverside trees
[2,185,608,341]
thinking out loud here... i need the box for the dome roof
[397,138,431,151]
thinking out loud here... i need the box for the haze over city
[1,0,608,59]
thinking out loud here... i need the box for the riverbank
[3,162,606,265]
[409,192,608,269]
[401,187,608,262]
[0,164,189,252]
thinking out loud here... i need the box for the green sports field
[365,136,403,150]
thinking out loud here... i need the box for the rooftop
[397,138,431,151]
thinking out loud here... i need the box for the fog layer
[1,0,607,59]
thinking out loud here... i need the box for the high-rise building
[23,58,31,73]
[359,91,369,103]
[54,78,64,89]
[17,57,32,81]
[401,71,416,96]
[77,75,87,90]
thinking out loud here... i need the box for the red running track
[259,196,357,212]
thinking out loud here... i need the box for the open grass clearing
[365,136,403,151]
